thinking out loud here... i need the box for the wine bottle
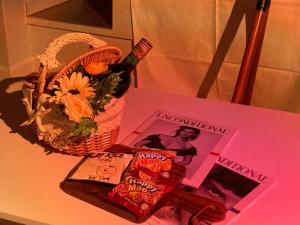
[109,38,152,98]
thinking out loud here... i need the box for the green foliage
[69,64,122,114]
[70,117,98,139]
[90,72,122,113]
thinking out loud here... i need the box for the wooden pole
[243,5,270,105]
[231,0,271,104]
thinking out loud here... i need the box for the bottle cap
[133,38,153,60]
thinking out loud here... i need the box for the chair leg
[243,7,270,105]
[231,0,271,104]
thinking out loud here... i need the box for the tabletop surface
[1,80,300,225]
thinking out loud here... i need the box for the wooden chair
[231,0,271,104]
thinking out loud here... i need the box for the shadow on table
[0,76,59,154]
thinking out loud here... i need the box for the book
[147,155,275,225]
[121,110,238,187]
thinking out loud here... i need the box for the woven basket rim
[47,45,122,90]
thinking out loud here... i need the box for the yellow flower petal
[62,95,93,123]
[70,72,77,89]
[79,76,89,88]
[60,76,70,93]
[74,72,82,86]
[54,72,95,102]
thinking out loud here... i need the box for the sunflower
[53,72,95,101]
[52,72,95,123]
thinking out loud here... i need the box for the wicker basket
[22,33,124,156]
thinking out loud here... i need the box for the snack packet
[69,152,133,184]
[108,150,177,218]
[127,150,176,179]
[108,175,169,218]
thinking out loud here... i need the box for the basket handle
[37,32,107,70]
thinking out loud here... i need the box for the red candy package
[108,175,168,218]
[108,150,177,218]
[127,150,176,179]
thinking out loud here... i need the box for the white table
[1,86,300,225]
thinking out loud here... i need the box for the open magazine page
[121,110,238,187]
[211,156,276,224]
[145,156,275,225]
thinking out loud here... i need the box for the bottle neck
[118,38,152,73]
[121,52,141,72]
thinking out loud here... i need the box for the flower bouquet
[22,33,125,156]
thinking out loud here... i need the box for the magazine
[147,156,275,225]
[121,110,238,187]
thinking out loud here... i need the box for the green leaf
[70,117,98,140]
[89,72,122,114]
[98,72,123,94]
